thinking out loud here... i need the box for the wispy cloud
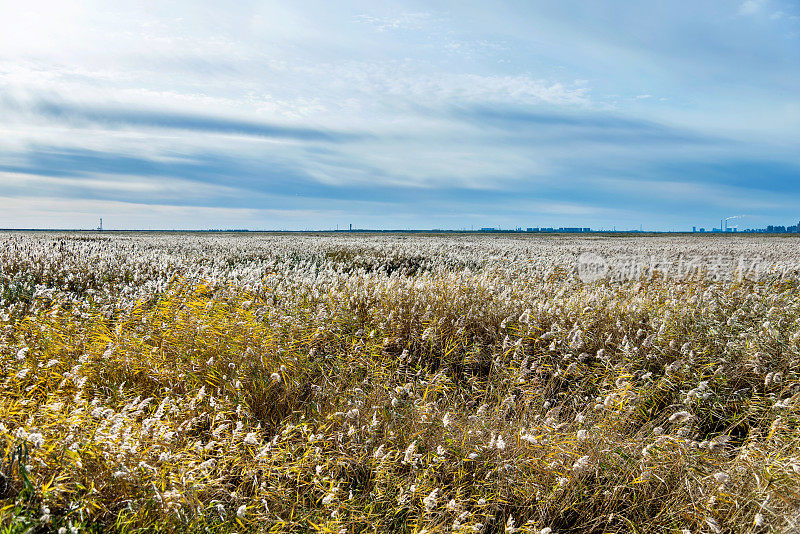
[0,0,798,230]
[353,12,433,32]
[0,195,304,230]
[5,98,361,143]
[739,0,766,16]
[448,105,721,145]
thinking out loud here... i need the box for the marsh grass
[1,236,799,533]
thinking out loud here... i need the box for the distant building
[739,220,799,233]
[525,227,591,233]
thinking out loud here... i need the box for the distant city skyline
[1,1,799,230]
[5,217,798,234]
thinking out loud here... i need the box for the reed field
[1,232,799,534]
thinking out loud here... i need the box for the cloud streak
[449,105,721,145]
[0,0,798,230]
[6,98,361,143]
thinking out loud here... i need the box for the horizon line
[2,228,799,235]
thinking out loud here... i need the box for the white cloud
[0,195,340,230]
[596,177,789,211]
[0,171,245,199]
[739,0,766,16]
[353,12,433,32]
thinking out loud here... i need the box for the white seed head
[423,489,438,512]
[669,411,692,424]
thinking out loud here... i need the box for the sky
[1,0,799,231]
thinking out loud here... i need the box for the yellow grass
[1,237,799,533]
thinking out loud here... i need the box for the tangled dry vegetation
[1,232,799,533]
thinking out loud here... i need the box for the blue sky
[1,0,798,230]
